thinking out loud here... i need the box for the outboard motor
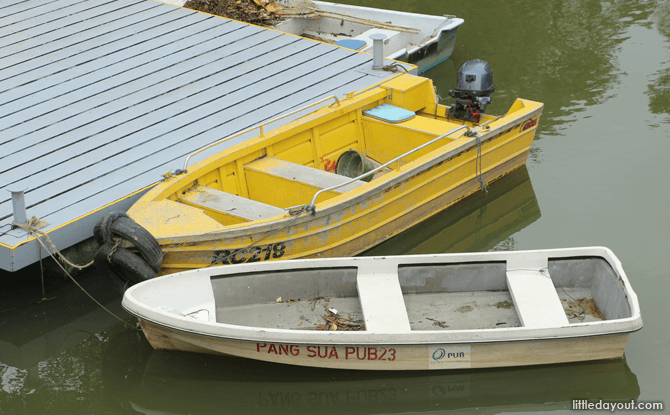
[448,60,495,123]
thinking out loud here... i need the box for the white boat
[161,0,463,74]
[122,247,642,371]
[270,1,464,74]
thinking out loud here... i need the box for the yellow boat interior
[130,73,542,240]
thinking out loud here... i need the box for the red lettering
[328,347,339,359]
[257,343,267,352]
[368,347,378,361]
[317,346,328,358]
[522,119,537,131]
[320,157,336,172]
[345,347,355,359]
[268,344,278,354]
[379,348,387,360]
[356,347,367,360]
[290,345,300,356]
[279,344,289,355]
[307,346,316,358]
[388,348,396,361]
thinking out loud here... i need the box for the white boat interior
[272,1,464,63]
[125,248,641,344]
[210,255,630,332]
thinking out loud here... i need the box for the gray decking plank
[0,8,190,88]
[0,66,374,232]
[0,0,151,52]
[0,41,339,201]
[190,60,372,151]
[0,16,236,132]
[0,23,268,148]
[0,0,160,64]
[0,53,378,222]
[0,0,401,270]
[0,29,289,158]
[0,36,318,190]
[0,12,222,99]
[0,0,104,38]
[0,0,62,24]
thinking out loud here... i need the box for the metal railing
[179,95,342,173]
[307,124,475,214]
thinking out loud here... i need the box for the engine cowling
[448,60,495,123]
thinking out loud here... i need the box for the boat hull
[272,1,464,74]
[159,147,533,275]
[127,75,543,275]
[157,123,539,274]
[404,26,460,74]
[123,247,642,371]
[139,319,629,370]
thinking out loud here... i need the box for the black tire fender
[94,212,163,272]
[95,242,158,292]
[94,212,129,246]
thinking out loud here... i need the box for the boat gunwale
[122,247,643,345]
[134,98,544,245]
[278,0,465,34]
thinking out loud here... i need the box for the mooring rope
[13,216,94,270]
[475,135,489,194]
[12,217,134,328]
[106,239,124,263]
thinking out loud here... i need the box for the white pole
[370,33,387,68]
[8,188,28,224]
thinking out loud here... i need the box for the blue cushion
[362,103,416,123]
[335,39,367,51]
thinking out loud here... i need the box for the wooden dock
[0,0,407,272]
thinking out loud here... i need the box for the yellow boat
[95,62,543,283]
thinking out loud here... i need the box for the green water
[2,0,669,413]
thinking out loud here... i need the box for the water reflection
[363,166,540,256]
[102,329,640,415]
[647,0,670,117]
[0,280,123,373]
[0,271,126,410]
[0,164,636,414]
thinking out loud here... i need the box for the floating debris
[495,301,514,309]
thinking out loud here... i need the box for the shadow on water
[362,165,541,256]
[102,328,640,415]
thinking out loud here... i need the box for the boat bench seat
[506,269,570,328]
[244,157,368,207]
[178,185,285,223]
[357,272,412,333]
